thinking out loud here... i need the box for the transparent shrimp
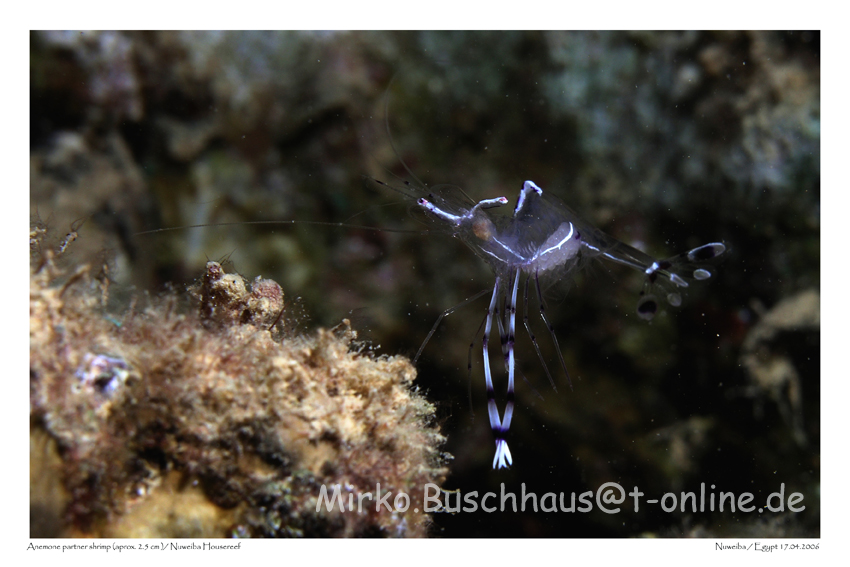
[140,171,725,470]
[381,178,726,469]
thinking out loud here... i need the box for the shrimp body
[418,180,726,469]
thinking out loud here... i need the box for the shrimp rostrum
[406,179,726,469]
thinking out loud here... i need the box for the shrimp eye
[636,295,658,321]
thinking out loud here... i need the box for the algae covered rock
[30,233,448,537]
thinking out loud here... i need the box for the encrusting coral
[30,224,448,537]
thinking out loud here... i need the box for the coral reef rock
[30,233,448,538]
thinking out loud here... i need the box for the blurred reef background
[31,31,819,537]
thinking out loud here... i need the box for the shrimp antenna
[384,72,430,193]
[381,73,477,207]
[134,219,431,237]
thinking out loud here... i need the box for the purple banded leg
[482,277,512,469]
[501,269,521,441]
[496,301,509,370]
[483,270,522,469]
